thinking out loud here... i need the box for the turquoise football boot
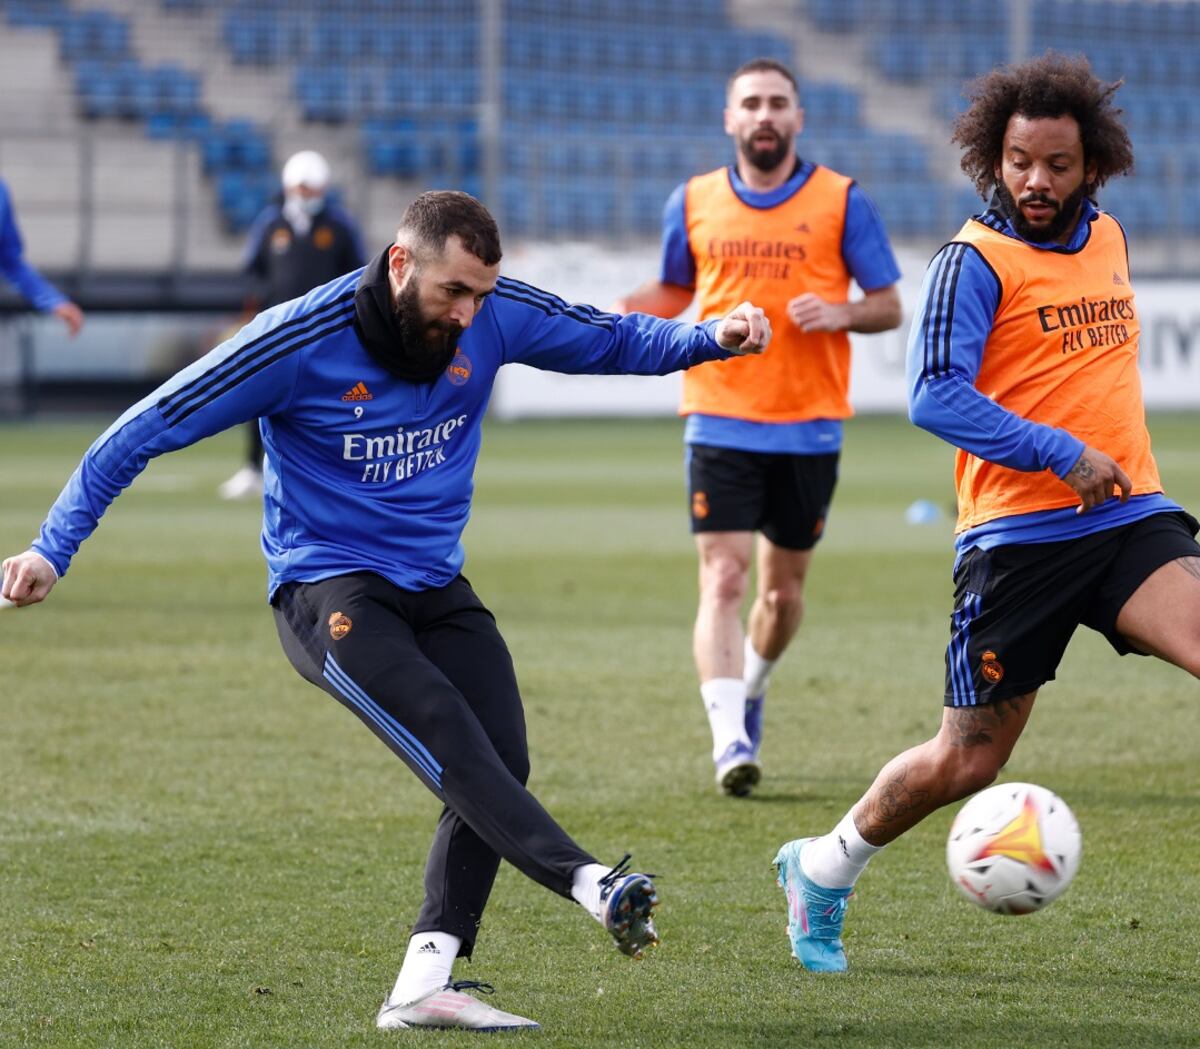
[772,837,852,973]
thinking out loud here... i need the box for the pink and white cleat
[375,981,539,1032]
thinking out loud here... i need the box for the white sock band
[799,811,883,890]
[387,931,461,1006]
[743,637,777,699]
[570,862,614,924]
[700,677,749,760]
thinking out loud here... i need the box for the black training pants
[272,571,595,956]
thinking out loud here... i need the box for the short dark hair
[727,57,799,101]
[397,190,502,266]
[952,51,1134,197]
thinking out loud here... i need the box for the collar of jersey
[726,158,815,209]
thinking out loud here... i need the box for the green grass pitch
[1,414,1198,1048]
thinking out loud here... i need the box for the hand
[53,301,85,337]
[1063,446,1132,513]
[714,301,770,355]
[1,550,58,607]
[787,292,847,333]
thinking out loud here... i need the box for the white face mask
[297,195,325,215]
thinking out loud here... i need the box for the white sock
[387,931,461,1006]
[799,811,884,890]
[700,677,750,760]
[743,637,777,699]
[570,862,616,924]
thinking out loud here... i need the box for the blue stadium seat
[1103,181,1170,237]
[952,184,987,222]
[201,119,271,174]
[500,178,535,237]
[806,0,864,34]
[223,8,289,65]
[361,117,426,177]
[295,66,352,122]
[146,110,213,141]
[215,170,277,232]
[59,9,131,62]
[870,183,943,238]
[4,0,70,29]
[871,35,932,83]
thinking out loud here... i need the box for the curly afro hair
[951,51,1134,198]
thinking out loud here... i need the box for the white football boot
[375,981,539,1032]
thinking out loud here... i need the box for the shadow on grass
[729,791,847,806]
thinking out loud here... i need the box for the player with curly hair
[773,51,1200,973]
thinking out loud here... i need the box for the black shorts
[686,443,839,551]
[944,510,1200,707]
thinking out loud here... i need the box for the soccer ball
[946,782,1081,915]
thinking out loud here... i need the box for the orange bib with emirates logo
[953,213,1161,531]
[680,165,854,422]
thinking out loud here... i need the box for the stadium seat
[806,0,865,34]
[4,0,70,29]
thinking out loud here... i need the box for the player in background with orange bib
[615,59,902,797]
[774,53,1200,974]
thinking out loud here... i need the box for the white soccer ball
[946,782,1081,915]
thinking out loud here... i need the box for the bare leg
[693,531,753,680]
[853,692,1038,846]
[1115,556,1200,674]
[746,534,812,661]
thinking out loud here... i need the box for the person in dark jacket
[219,150,366,499]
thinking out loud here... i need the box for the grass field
[2,413,1198,1049]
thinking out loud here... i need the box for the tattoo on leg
[948,694,1028,748]
[857,762,931,838]
[1177,556,1200,582]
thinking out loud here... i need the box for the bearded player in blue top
[1,191,771,1033]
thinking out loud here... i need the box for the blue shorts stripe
[949,599,969,706]
[948,593,980,706]
[322,655,444,786]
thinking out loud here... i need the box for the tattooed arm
[1063,445,1132,513]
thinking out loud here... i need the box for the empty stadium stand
[1,0,1198,279]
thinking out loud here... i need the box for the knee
[760,584,804,624]
[700,554,749,608]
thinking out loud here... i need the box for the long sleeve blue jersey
[31,262,730,597]
[0,178,68,312]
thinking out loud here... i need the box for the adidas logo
[416,941,440,955]
[1112,271,1126,285]
[342,381,373,401]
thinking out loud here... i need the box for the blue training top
[0,178,68,312]
[30,251,731,598]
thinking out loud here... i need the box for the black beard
[995,181,1088,243]
[742,132,789,173]
[389,279,462,382]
